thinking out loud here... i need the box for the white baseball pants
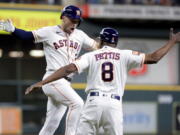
[39,75,84,135]
[76,94,123,135]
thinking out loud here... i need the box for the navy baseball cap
[100,27,119,44]
[61,5,82,20]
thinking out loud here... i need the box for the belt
[89,92,120,101]
[63,76,72,82]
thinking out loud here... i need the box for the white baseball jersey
[32,25,96,135]
[73,45,145,96]
[32,25,96,75]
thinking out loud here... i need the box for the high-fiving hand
[25,82,43,95]
[0,19,15,32]
[169,28,180,43]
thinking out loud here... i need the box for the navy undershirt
[12,28,34,41]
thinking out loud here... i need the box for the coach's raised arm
[144,28,180,64]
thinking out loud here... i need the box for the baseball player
[26,27,180,135]
[0,5,98,135]
[25,27,180,135]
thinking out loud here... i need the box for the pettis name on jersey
[95,52,120,61]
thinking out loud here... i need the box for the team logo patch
[132,51,140,55]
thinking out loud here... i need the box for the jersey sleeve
[125,50,145,71]
[72,53,90,74]
[81,31,97,51]
[32,27,50,43]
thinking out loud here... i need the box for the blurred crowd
[99,0,180,6]
[0,0,180,6]
[87,0,180,6]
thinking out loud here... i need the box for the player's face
[62,16,80,34]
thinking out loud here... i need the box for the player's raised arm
[25,63,77,95]
[0,19,34,40]
[144,28,180,64]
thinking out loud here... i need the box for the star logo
[112,37,115,43]
[76,10,81,16]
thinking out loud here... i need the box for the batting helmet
[100,27,119,44]
[61,5,82,20]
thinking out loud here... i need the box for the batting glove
[0,19,15,32]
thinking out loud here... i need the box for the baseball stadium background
[0,0,180,135]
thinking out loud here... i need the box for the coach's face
[61,16,79,34]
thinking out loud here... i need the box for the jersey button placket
[66,34,71,64]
